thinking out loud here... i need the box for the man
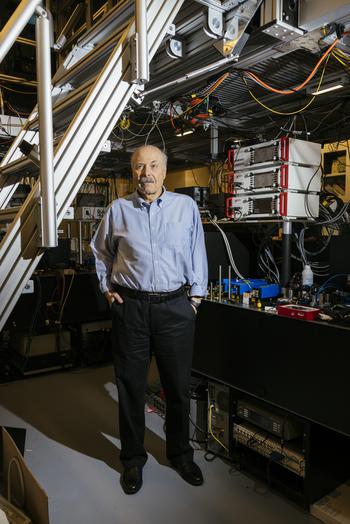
[90,145,208,494]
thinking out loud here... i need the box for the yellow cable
[0,84,37,95]
[332,52,350,69]
[245,38,338,95]
[208,404,229,452]
[333,48,350,61]
[242,76,316,115]
[129,90,211,127]
[241,53,330,116]
[5,101,30,117]
[128,72,229,127]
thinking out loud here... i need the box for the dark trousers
[111,291,196,468]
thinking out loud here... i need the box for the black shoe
[120,466,143,494]
[173,461,203,486]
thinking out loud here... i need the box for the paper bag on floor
[2,428,49,524]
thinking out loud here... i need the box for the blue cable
[318,284,342,293]
[317,274,348,296]
[318,273,348,290]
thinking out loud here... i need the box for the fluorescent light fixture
[311,83,344,96]
[307,74,348,96]
[175,128,194,137]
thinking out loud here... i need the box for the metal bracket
[214,15,242,56]
[52,82,74,97]
[167,23,176,36]
[35,6,55,48]
[28,144,40,167]
[204,7,224,38]
[271,28,323,57]
[35,5,47,17]
[62,43,95,71]
[261,20,303,41]
[100,140,111,153]
[131,84,145,105]
[222,0,242,8]
[225,15,239,40]
[214,33,248,57]
[261,0,303,42]
[166,37,184,59]
[53,2,84,51]
[22,280,34,294]
[214,0,264,58]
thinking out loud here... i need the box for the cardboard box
[1,428,49,524]
[310,480,350,524]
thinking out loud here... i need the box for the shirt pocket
[163,221,191,248]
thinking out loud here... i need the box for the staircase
[0,0,185,330]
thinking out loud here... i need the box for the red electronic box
[277,304,320,321]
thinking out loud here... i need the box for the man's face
[132,146,166,200]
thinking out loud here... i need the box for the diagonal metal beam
[0,0,185,331]
[0,0,42,64]
[0,0,134,209]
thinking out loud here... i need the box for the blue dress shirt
[90,189,208,296]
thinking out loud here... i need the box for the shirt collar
[133,187,167,209]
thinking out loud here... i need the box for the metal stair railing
[0,0,135,210]
[0,0,185,331]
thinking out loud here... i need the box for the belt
[113,284,185,303]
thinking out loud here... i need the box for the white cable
[295,232,307,265]
[259,250,278,281]
[155,122,165,151]
[209,218,246,280]
[145,109,165,146]
[265,247,280,282]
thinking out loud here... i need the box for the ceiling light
[175,128,194,137]
[307,74,349,96]
[311,83,345,95]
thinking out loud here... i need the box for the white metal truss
[0,0,185,330]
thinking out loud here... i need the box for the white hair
[130,145,167,169]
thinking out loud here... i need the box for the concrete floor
[0,365,321,524]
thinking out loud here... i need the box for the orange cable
[129,71,230,127]
[245,39,339,95]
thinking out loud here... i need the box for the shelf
[322,142,350,201]
[203,376,350,508]
[324,172,346,178]
[233,420,305,477]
